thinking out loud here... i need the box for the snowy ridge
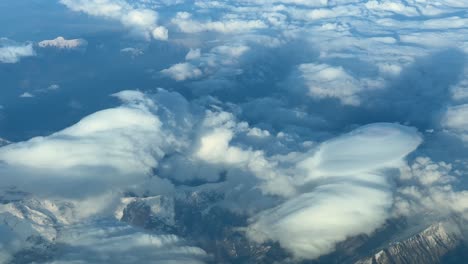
[356,222,463,264]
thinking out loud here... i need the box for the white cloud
[298,63,382,106]
[48,84,60,90]
[442,104,468,142]
[121,8,157,29]
[161,63,203,81]
[60,0,127,18]
[60,0,167,40]
[211,45,250,59]
[185,48,201,60]
[365,0,419,16]
[163,44,249,82]
[451,76,468,101]
[248,183,392,259]
[171,12,267,34]
[0,38,35,63]
[0,109,159,172]
[38,36,87,49]
[0,91,170,198]
[182,110,296,196]
[247,123,422,259]
[394,157,468,222]
[152,26,169,40]
[237,0,337,7]
[19,92,34,98]
[247,127,270,138]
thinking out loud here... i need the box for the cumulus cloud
[152,26,169,40]
[451,75,468,101]
[190,110,298,196]
[185,48,201,60]
[162,44,250,82]
[60,0,167,40]
[394,157,468,223]
[298,63,383,106]
[0,38,35,63]
[161,63,203,81]
[38,36,87,49]
[442,104,468,142]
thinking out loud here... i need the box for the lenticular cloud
[247,123,422,259]
[0,91,167,198]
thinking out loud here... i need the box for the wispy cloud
[0,38,35,63]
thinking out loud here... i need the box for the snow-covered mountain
[1,186,467,264]
[356,221,467,264]
[0,190,208,264]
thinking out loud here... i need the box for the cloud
[451,74,468,101]
[298,63,383,106]
[185,48,201,60]
[152,26,169,40]
[60,0,167,40]
[60,0,127,18]
[38,36,87,49]
[16,84,61,99]
[237,0,337,7]
[121,47,144,57]
[442,104,468,142]
[247,123,422,259]
[48,84,60,90]
[162,44,250,82]
[19,92,34,98]
[189,110,298,196]
[171,12,267,34]
[394,157,468,223]
[365,0,419,16]
[161,63,203,81]
[49,221,208,264]
[0,91,169,198]
[0,38,35,63]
